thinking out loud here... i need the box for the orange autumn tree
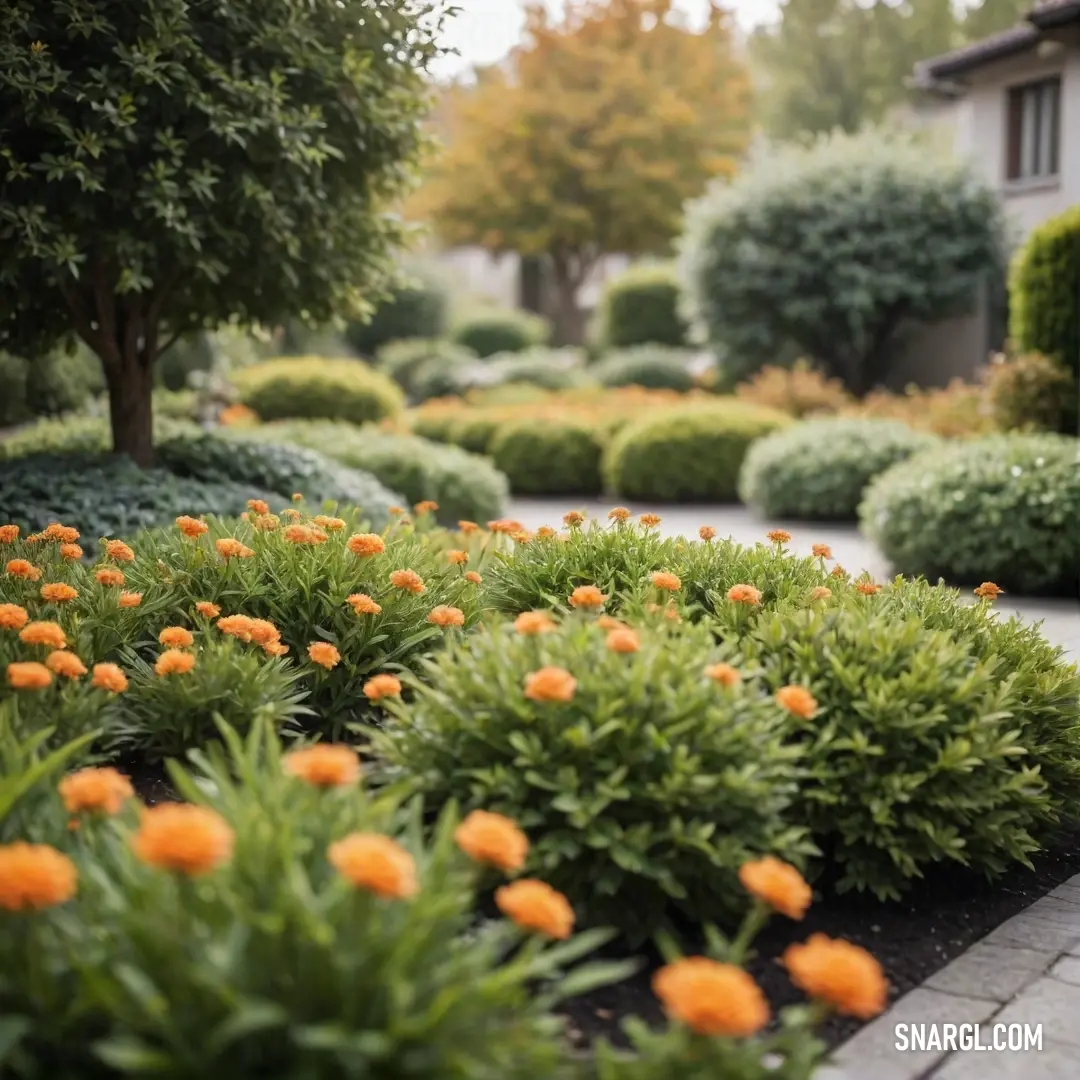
[414,0,751,343]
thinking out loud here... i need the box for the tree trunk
[104,351,155,467]
[550,272,586,347]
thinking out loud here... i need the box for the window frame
[1004,75,1062,185]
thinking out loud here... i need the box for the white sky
[432,0,782,75]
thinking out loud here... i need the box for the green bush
[0,347,101,427]
[604,401,790,501]
[739,418,939,521]
[345,272,449,356]
[489,417,605,495]
[234,356,404,424]
[1009,204,1080,381]
[373,616,811,938]
[739,604,1061,899]
[985,352,1077,435]
[411,352,478,402]
[860,434,1080,595]
[679,128,1007,392]
[375,338,477,399]
[592,346,697,392]
[450,309,550,358]
[482,349,588,392]
[156,331,215,391]
[409,410,462,445]
[596,262,689,349]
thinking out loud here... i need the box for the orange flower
[91,662,128,693]
[488,518,526,534]
[459,520,479,534]
[347,533,385,557]
[105,540,135,562]
[495,879,575,939]
[514,611,556,635]
[739,856,812,920]
[45,650,87,679]
[447,549,468,565]
[40,582,78,604]
[19,621,66,649]
[535,525,556,539]
[284,745,361,787]
[811,586,832,601]
[812,544,833,559]
[699,525,717,541]
[650,571,681,592]
[0,843,77,911]
[263,641,290,657]
[216,538,254,559]
[974,581,1004,601]
[389,506,405,516]
[176,515,209,538]
[389,569,425,594]
[414,500,439,515]
[0,603,28,630]
[44,523,80,543]
[291,492,304,502]
[6,558,41,581]
[155,626,193,649]
[247,498,270,515]
[253,513,280,532]
[855,581,881,596]
[217,613,255,641]
[307,642,341,669]
[7,661,52,689]
[639,513,662,527]
[59,767,134,816]
[606,628,640,654]
[455,810,529,872]
[653,958,769,1037]
[766,529,792,544]
[195,601,221,618]
[568,585,605,609]
[313,515,346,531]
[59,543,83,560]
[133,804,234,876]
[831,565,848,580]
[283,524,317,544]
[649,601,681,623]
[247,619,280,647]
[705,662,741,688]
[364,673,402,702]
[524,667,577,703]
[428,605,465,628]
[776,685,817,719]
[329,833,418,899]
[595,615,624,630]
[118,591,143,608]
[281,508,302,521]
[0,524,19,543]
[155,649,196,676]
[511,530,535,544]
[464,570,483,585]
[218,403,258,426]
[347,593,382,615]
[783,934,888,1019]
[561,511,586,527]
[95,567,125,587]
[608,506,631,522]
[727,584,762,606]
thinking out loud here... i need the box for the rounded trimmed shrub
[860,434,1080,595]
[375,338,477,399]
[985,351,1077,435]
[489,417,605,495]
[344,273,448,357]
[596,262,689,349]
[234,357,404,424]
[373,615,811,938]
[592,346,696,392]
[482,349,587,392]
[739,418,939,521]
[604,401,790,501]
[450,309,550,358]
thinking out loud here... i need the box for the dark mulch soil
[124,756,178,807]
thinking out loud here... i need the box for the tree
[412,0,751,344]
[0,0,445,465]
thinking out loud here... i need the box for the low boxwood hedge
[592,346,697,392]
[488,417,605,496]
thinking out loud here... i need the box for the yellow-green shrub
[489,418,605,495]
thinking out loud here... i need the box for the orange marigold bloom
[705,662,741,688]
[118,591,142,608]
[348,593,382,615]
[19,621,66,649]
[45,650,87,679]
[217,614,254,641]
[524,666,577,703]
[216,537,254,559]
[389,506,405,516]
[447,549,469,565]
[291,492,304,502]
[811,587,832,601]
[59,543,83,560]
[389,568,425,594]
[347,532,385,557]
[812,544,833,559]
[699,525,717,541]
[95,567,125,587]
[253,513,280,532]
[739,856,812,920]
[766,529,792,544]
[263,641,289,657]
[91,662,128,693]
[176,515,209,538]
[247,619,280,647]
[247,498,270,515]
[155,649,196,676]
[44,523,80,544]
[464,570,483,585]
[284,745,361,788]
[509,530,532,544]
[727,584,762,606]
[158,626,194,649]
[59,767,134,816]
[283,524,317,544]
[459,520,479,534]
[329,833,418,899]
[488,518,526,534]
[651,571,681,591]
[495,879,575,939]
[133,804,234,876]
[307,642,341,669]
[856,581,881,595]
[608,506,631,522]
[455,810,529,872]
[974,581,1004,601]
[281,508,302,521]
[195,601,221,618]
[40,582,78,604]
[776,685,817,719]
[568,585,605,610]
[105,540,135,563]
[653,958,769,1037]
[562,511,585,527]
[831,565,848,579]
[313,515,346,531]
[783,934,888,1019]
[6,558,41,581]
[639,513,662,527]
[0,843,77,911]
[25,532,44,543]
[428,605,465,628]
[0,524,19,543]
[0,603,28,630]
[606,628,640,654]
[414,500,439,515]
[535,525,556,539]
[514,611,556,635]
[364,673,402,701]
[7,661,52,689]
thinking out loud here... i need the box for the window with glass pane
[1005,77,1061,181]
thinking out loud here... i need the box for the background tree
[0,0,445,464]
[412,0,751,344]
